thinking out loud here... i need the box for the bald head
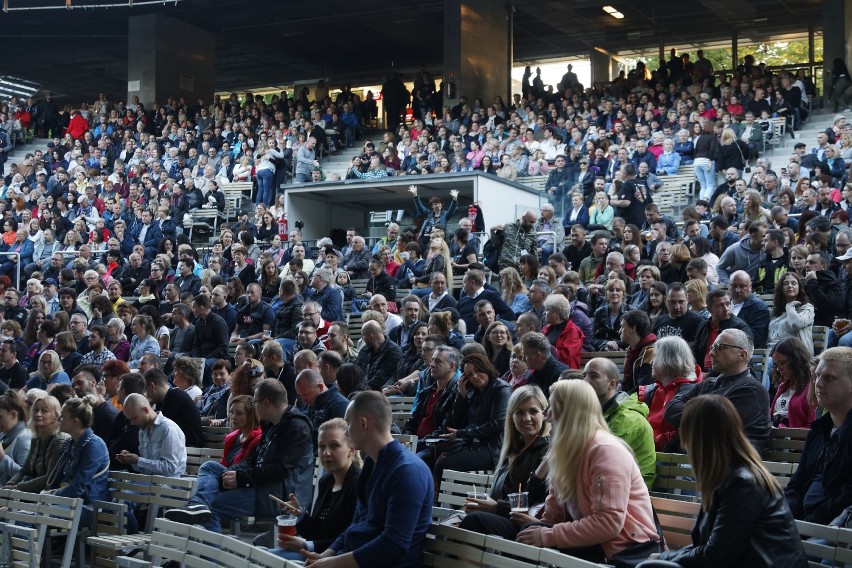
[295,369,326,407]
[293,349,318,373]
[729,270,753,302]
[583,357,620,404]
[122,393,156,428]
[362,320,384,349]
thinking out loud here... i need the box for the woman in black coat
[638,395,807,568]
[272,418,361,560]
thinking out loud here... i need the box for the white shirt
[429,291,449,312]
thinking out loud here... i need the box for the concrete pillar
[590,48,617,84]
[127,14,215,108]
[443,0,511,109]
[732,30,738,71]
[822,0,852,96]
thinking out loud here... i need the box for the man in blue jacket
[457,269,515,335]
[303,391,432,568]
[131,209,162,260]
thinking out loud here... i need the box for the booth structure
[284,172,544,242]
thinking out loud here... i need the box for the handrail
[0,252,22,289]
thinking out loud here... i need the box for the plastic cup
[466,491,487,501]
[508,492,529,513]
[276,514,297,546]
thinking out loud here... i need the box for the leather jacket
[660,467,807,567]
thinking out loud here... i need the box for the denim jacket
[48,427,110,505]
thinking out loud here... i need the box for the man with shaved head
[583,357,656,488]
[356,320,403,391]
[115,393,187,477]
[728,270,770,348]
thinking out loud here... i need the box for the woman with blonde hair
[516,380,660,562]
[685,279,709,319]
[4,393,68,493]
[461,385,550,538]
[642,395,807,567]
[499,267,530,315]
[26,350,71,390]
[741,189,772,225]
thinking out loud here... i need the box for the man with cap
[231,210,256,237]
[43,278,61,315]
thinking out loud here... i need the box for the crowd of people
[0,53,850,566]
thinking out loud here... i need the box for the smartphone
[268,493,288,508]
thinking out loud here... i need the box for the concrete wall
[444,0,510,109]
[822,0,852,96]
[128,14,215,108]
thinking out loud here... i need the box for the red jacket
[770,381,815,428]
[541,319,585,369]
[66,114,89,140]
[637,365,701,451]
[220,427,262,467]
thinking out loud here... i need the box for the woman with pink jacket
[516,380,662,563]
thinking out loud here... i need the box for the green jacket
[603,392,656,489]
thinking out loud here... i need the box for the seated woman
[768,337,816,429]
[636,336,700,452]
[172,357,203,405]
[502,344,532,390]
[431,353,510,484]
[25,350,71,391]
[516,380,661,563]
[482,321,513,376]
[4,393,68,492]
[220,395,262,468]
[45,396,110,526]
[499,267,531,316]
[0,390,33,486]
[428,310,466,351]
[638,395,807,567]
[461,385,550,539]
[271,418,361,560]
[200,360,232,424]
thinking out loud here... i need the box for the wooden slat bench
[0,489,84,568]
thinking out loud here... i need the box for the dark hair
[0,390,28,423]
[211,359,232,373]
[254,378,287,405]
[119,372,147,396]
[769,337,813,394]
[192,293,211,309]
[336,363,368,399]
[460,353,498,383]
[772,272,809,317]
[705,288,729,307]
[622,309,651,337]
[688,236,712,258]
[709,215,729,231]
[143,368,170,387]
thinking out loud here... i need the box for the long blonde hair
[499,267,527,305]
[547,381,609,503]
[497,385,550,471]
[680,395,780,511]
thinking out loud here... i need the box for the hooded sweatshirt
[716,236,766,283]
[602,392,656,489]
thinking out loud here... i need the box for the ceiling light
[603,6,624,19]
[602,5,617,13]
[611,11,624,18]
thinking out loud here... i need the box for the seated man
[143,368,203,447]
[785,347,852,524]
[165,379,313,532]
[583,357,656,489]
[115,393,187,477]
[294,369,349,433]
[302,391,433,568]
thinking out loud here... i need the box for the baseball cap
[44,278,58,287]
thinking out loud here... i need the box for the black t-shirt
[237,301,274,337]
[652,311,704,344]
[617,178,652,227]
[0,362,28,390]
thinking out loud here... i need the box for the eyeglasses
[710,343,745,353]
[303,312,318,317]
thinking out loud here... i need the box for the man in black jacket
[561,225,592,272]
[188,293,230,386]
[165,379,313,532]
[785,347,852,524]
[805,252,845,327]
[692,289,755,374]
[666,328,771,454]
[729,271,771,349]
[356,321,403,391]
[144,368,203,447]
[403,346,459,454]
[457,269,514,335]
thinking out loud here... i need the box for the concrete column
[127,14,215,108]
[590,48,617,84]
[822,0,852,96]
[732,30,738,71]
[443,0,511,109]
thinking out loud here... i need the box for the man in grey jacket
[294,136,318,183]
[716,221,767,283]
